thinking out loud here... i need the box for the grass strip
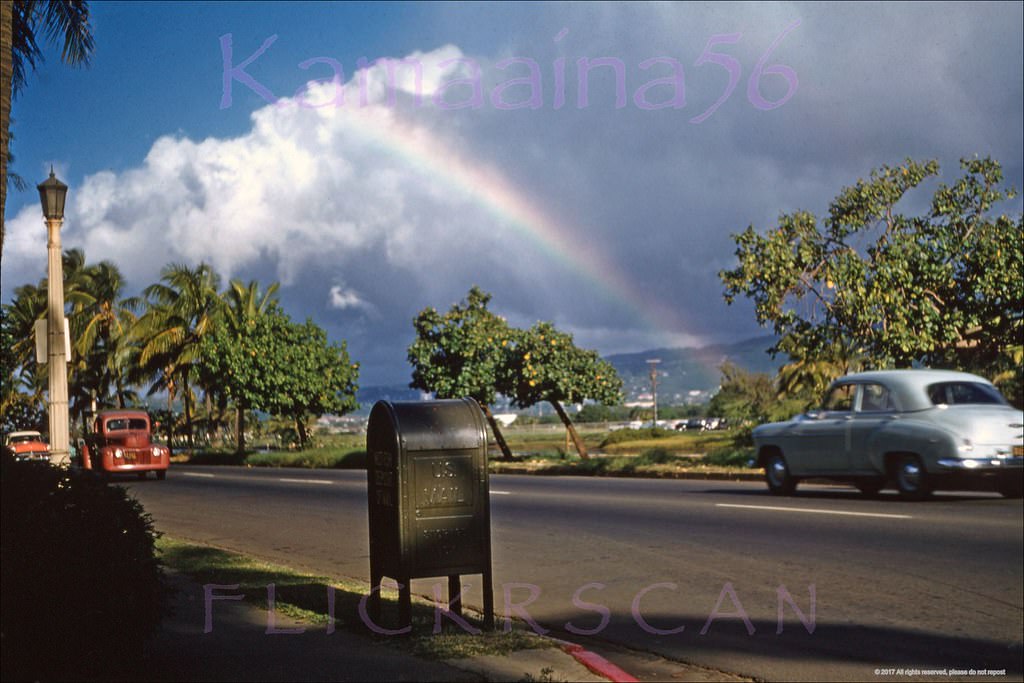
[156,537,550,660]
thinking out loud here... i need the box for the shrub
[704,446,756,468]
[634,447,675,466]
[334,450,367,469]
[243,448,367,469]
[1,454,166,680]
[187,448,250,465]
[599,427,673,447]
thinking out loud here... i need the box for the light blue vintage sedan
[752,370,1024,499]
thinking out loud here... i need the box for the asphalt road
[124,467,1024,682]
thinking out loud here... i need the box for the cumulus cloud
[328,284,377,315]
[3,2,1020,385]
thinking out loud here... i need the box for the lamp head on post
[37,168,68,221]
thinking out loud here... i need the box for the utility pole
[646,358,661,426]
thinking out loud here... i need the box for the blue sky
[4,1,1022,387]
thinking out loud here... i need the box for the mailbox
[366,398,494,629]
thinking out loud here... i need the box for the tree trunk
[295,414,308,449]
[0,0,12,264]
[235,404,246,455]
[551,400,589,460]
[205,392,214,445]
[479,403,514,461]
[183,375,194,450]
[166,378,175,453]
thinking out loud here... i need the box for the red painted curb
[549,638,640,683]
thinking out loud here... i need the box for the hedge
[1,454,166,680]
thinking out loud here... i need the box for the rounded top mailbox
[368,397,488,456]
[366,398,492,579]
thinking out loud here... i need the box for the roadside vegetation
[178,423,756,477]
[1,454,166,681]
[157,537,550,659]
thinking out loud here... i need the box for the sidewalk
[132,570,614,682]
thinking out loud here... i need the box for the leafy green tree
[500,321,623,459]
[202,302,359,451]
[721,157,1023,403]
[2,0,95,263]
[222,279,278,448]
[132,263,223,450]
[707,362,805,445]
[198,298,288,454]
[269,316,359,448]
[408,286,516,460]
[576,404,611,424]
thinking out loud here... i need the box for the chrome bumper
[937,456,1024,471]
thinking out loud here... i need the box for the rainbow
[324,104,701,347]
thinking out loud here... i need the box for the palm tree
[4,247,94,424]
[2,0,94,263]
[132,263,222,451]
[70,259,141,417]
[2,283,46,419]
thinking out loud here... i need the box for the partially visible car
[752,369,1024,499]
[3,431,50,462]
[81,410,170,480]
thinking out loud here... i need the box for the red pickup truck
[81,410,170,480]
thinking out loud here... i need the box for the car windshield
[106,418,149,431]
[926,382,1007,406]
[11,434,40,444]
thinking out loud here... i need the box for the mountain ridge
[356,335,783,409]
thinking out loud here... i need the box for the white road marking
[715,503,912,520]
[279,478,334,485]
[491,490,511,495]
[181,472,215,478]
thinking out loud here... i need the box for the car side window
[823,384,855,412]
[859,383,893,412]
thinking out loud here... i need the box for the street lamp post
[646,358,661,426]
[38,169,70,467]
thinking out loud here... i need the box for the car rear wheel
[156,470,166,481]
[765,453,797,495]
[894,454,931,501]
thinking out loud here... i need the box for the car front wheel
[894,454,931,501]
[765,453,797,495]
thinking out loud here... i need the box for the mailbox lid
[380,398,488,453]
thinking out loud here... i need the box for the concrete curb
[488,465,764,482]
[548,637,640,683]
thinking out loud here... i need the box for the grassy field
[183,425,755,473]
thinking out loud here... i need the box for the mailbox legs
[368,571,495,633]
[448,575,462,618]
[483,569,495,631]
[368,567,413,631]
[398,579,412,629]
